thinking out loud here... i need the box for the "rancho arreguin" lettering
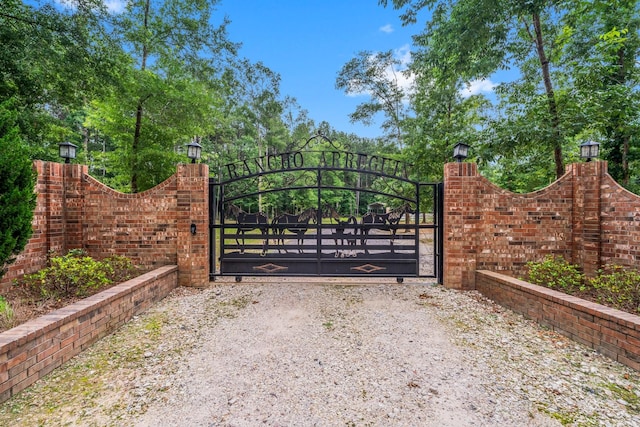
[223,150,410,182]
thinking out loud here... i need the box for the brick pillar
[571,161,605,277]
[443,162,480,289]
[62,163,88,253]
[176,163,209,287]
[41,162,66,256]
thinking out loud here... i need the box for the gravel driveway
[1,278,639,426]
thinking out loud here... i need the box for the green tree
[564,0,640,187]
[0,0,124,159]
[382,0,576,180]
[88,0,238,192]
[0,100,36,278]
[336,50,410,146]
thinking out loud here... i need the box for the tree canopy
[2,0,638,202]
[377,0,639,192]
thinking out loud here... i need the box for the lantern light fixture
[186,140,202,164]
[453,142,470,163]
[580,140,600,162]
[58,141,77,164]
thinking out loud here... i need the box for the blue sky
[217,0,424,139]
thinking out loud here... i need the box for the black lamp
[580,140,600,162]
[186,141,202,164]
[58,141,77,164]
[453,142,470,163]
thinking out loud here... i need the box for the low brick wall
[0,265,178,403]
[476,270,640,371]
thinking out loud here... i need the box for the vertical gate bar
[219,184,226,276]
[433,183,439,282]
[209,178,218,280]
[415,182,420,277]
[436,182,444,284]
[316,167,322,275]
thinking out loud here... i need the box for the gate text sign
[223,150,410,182]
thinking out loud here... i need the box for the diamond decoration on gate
[253,263,289,273]
[351,264,386,274]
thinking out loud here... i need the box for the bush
[0,100,37,279]
[0,296,16,330]
[524,256,640,315]
[525,255,585,293]
[589,265,640,314]
[19,250,137,300]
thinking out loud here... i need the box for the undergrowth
[17,249,137,300]
[0,250,138,331]
[525,255,640,315]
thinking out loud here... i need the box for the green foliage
[590,265,640,314]
[0,100,36,279]
[382,0,640,191]
[525,255,585,293]
[525,256,640,314]
[335,50,409,145]
[0,296,16,331]
[20,251,137,300]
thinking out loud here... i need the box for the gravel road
[1,278,639,426]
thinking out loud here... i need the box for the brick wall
[476,270,640,371]
[0,265,178,403]
[443,161,640,289]
[2,162,208,290]
[600,173,640,268]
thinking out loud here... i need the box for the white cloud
[55,0,126,14]
[104,0,126,14]
[379,24,394,34]
[394,44,411,67]
[460,79,497,98]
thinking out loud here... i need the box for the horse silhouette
[226,203,269,256]
[323,205,359,257]
[271,207,318,253]
[360,203,414,254]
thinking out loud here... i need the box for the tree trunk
[132,100,144,193]
[131,0,151,193]
[532,12,564,179]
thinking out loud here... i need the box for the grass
[604,382,640,414]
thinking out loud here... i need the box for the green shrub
[20,251,137,300]
[102,255,136,283]
[525,255,585,293]
[525,256,640,315]
[0,100,37,279]
[0,296,15,330]
[589,265,640,314]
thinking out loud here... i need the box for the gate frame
[209,135,443,283]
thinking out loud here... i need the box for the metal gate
[209,134,443,282]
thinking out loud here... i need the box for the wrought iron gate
[209,134,443,282]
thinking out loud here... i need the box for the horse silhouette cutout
[271,207,318,254]
[360,203,414,254]
[323,205,359,257]
[226,203,269,256]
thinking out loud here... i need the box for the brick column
[443,162,480,289]
[42,162,66,256]
[571,161,605,277]
[62,163,88,254]
[176,163,209,287]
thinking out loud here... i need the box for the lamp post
[580,140,600,162]
[186,141,202,164]
[453,142,470,163]
[58,141,77,164]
